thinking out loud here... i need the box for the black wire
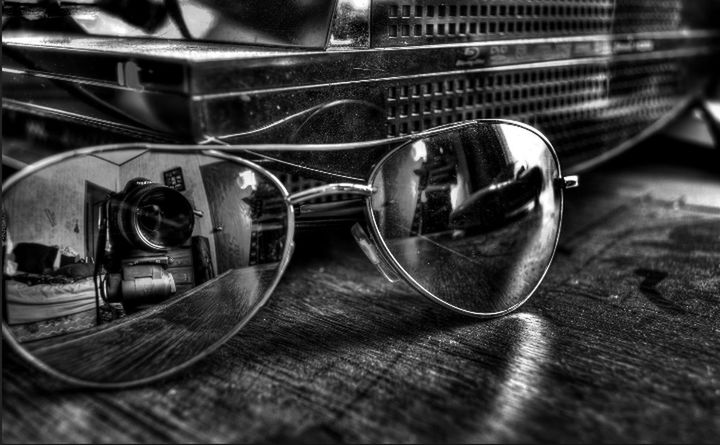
[164,0,193,39]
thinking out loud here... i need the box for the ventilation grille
[374,0,683,47]
[386,64,610,136]
[613,0,682,33]
[538,59,689,163]
[385,58,690,164]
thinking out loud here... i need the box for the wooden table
[3,138,719,443]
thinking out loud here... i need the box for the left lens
[2,148,292,386]
[369,121,562,316]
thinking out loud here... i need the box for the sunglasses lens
[370,122,562,316]
[2,149,290,386]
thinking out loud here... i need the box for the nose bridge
[288,183,374,205]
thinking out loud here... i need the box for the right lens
[369,121,563,317]
[2,148,292,386]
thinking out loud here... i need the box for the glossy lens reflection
[370,122,561,316]
[119,180,195,250]
[2,150,290,385]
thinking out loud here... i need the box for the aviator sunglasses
[2,119,578,387]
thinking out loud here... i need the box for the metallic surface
[369,0,720,47]
[3,28,719,173]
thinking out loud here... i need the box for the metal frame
[1,119,573,388]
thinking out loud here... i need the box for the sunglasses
[2,119,577,388]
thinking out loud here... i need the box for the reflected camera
[100,178,195,307]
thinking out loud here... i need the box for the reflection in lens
[117,179,195,250]
[370,122,561,315]
[2,150,290,385]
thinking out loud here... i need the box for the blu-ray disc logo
[457,47,488,67]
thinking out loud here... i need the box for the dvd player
[3,0,720,175]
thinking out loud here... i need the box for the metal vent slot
[375,0,615,46]
[375,0,686,47]
[385,58,692,164]
[613,0,682,33]
[386,64,610,137]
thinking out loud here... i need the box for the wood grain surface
[3,139,720,443]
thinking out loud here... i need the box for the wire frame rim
[2,146,296,389]
[364,118,566,318]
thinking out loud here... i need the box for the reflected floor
[16,263,280,383]
[384,207,557,313]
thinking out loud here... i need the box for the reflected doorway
[84,181,112,262]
